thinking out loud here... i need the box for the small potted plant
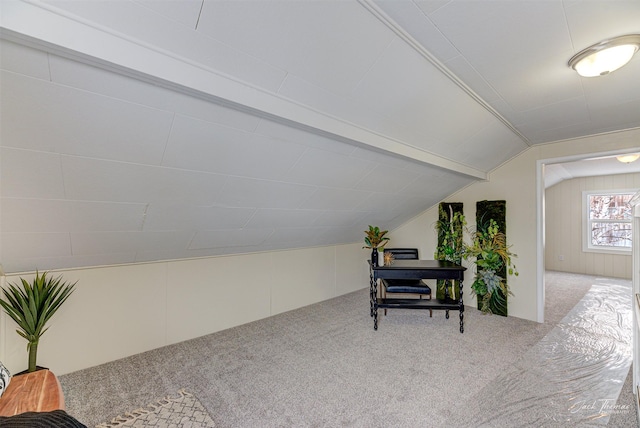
[0,271,76,373]
[363,225,390,266]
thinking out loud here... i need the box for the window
[583,190,634,253]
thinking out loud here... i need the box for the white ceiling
[1,0,639,274]
[545,155,640,188]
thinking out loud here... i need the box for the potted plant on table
[0,271,76,373]
[363,225,390,266]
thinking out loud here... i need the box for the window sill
[583,247,631,256]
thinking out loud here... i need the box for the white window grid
[582,190,635,254]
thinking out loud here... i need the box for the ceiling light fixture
[616,154,640,163]
[568,34,640,77]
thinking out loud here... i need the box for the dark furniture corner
[369,259,466,332]
[383,248,420,260]
[381,248,432,316]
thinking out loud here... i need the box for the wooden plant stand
[0,369,64,416]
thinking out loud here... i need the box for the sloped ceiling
[1,0,639,274]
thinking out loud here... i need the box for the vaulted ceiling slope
[1,0,639,274]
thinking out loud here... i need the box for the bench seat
[382,279,432,294]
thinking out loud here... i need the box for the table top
[0,369,64,416]
[371,259,466,271]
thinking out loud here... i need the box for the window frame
[582,189,635,255]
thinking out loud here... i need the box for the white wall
[0,244,369,375]
[391,128,640,322]
[2,128,640,374]
[545,173,640,278]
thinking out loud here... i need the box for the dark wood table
[369,260,466,332]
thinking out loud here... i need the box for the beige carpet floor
[60,271,636,427]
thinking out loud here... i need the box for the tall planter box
[436,202,464,301]
[476,200,508,316]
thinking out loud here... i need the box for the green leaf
[0,271,76,371]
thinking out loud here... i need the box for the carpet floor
[60,271,637,427]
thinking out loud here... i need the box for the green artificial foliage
[0,271,76,372]
[466,200,517,316]
[362,225,390,249]
[434,203,465,300]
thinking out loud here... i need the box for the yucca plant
[0,272,76,372]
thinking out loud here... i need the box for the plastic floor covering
[457,278,632,426]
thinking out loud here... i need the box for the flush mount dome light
[616,154,640,163]
[568,34,640,77]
